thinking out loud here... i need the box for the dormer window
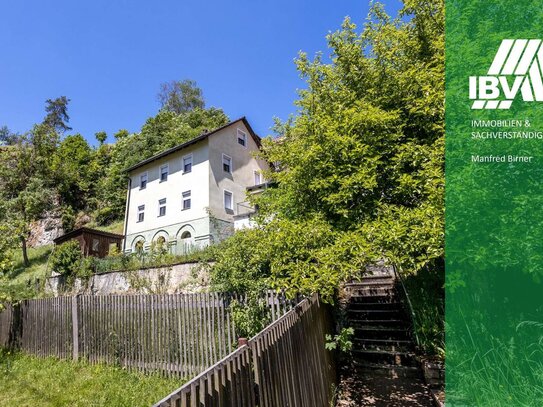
[222,154,232,173]
[140,173,148,189]
[237,129,247,147]
[160,164,168,182]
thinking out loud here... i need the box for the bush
[49,241,82,276]
[94,207,117,226]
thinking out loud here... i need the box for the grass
[0,350,183,407]
[87,220,125,235]
[403,265,445,358]
[2,245,54,300]
[448,327,543,405]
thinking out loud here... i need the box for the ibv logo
[469,39,543,109]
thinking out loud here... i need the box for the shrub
[49,241,82,276]
[94,207,117,226]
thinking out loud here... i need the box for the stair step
[353,349,418,367]
[351,320,408,329]
[354,327,411,340]
[353,362,422,379]
[348,302,401,310]
[347,309,402,318]
[355,338,413,346]
[347,280,394,287]
[355,339,414,353]
[350,295,398,304]
[348,287,396,297]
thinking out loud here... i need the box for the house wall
[125,140,211,253]
[207,122,269,240]
[124,121,270,252]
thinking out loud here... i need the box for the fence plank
[0,290,301,388]
[153,294,335,407]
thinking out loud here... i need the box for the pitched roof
[125,117,260,173]
[54,227,124,245]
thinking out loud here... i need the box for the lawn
[2,245,54,300]
[0,351,183,407]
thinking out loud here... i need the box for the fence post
[72,295,79,361]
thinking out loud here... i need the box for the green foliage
[325,327,354,352]
[404,265,444,357]
[0,222,16,276]
[0,125,19,145]
[49,241,82,277]
[0,80,228,272]
[230,293,271,339]
[0,351,182,407]
[43,96,71,132]
[158,79,205,114]
[95,131,107,145]
[51,134,94,209]
[239,1,444,297]
[209,218,338,299]
[92,246,213,274]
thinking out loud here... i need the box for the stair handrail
[392,264,421,349]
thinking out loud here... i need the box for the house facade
[123,117,268,254]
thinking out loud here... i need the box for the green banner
[446,1,543,405]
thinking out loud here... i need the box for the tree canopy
[0,81,229,267]
[211,0,444,300]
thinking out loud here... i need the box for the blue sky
[0,1,402,145]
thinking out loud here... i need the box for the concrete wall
[45,262,211,296]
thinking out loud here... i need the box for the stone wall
[45,262,211,296]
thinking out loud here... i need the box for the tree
[43,96,72,132]
[211,0,444,300]
[95,131,107,145]
[0,126,19,145]
[51,134,94,210]
[0,144,54,266]
[0,98,68,266]
[157,79,205,114]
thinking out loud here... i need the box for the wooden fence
[154,294,336,407]
[0,291,297,378]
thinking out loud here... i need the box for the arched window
[180,231,192,239]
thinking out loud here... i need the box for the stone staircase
[336,272,435,406]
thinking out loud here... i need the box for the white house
[122,117,269,254]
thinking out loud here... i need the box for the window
[158,198,166,217]
[182,190,191,210]
[254,171,262,185]
[160,164,168,182]
[222,154,232,173]
[224,190,233,211]
[140,173,148,189]
[183,155,192,173]
[137,205,145,222]
[92,238,100,252]
[181,231,191,239]
[237,129,247,147]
